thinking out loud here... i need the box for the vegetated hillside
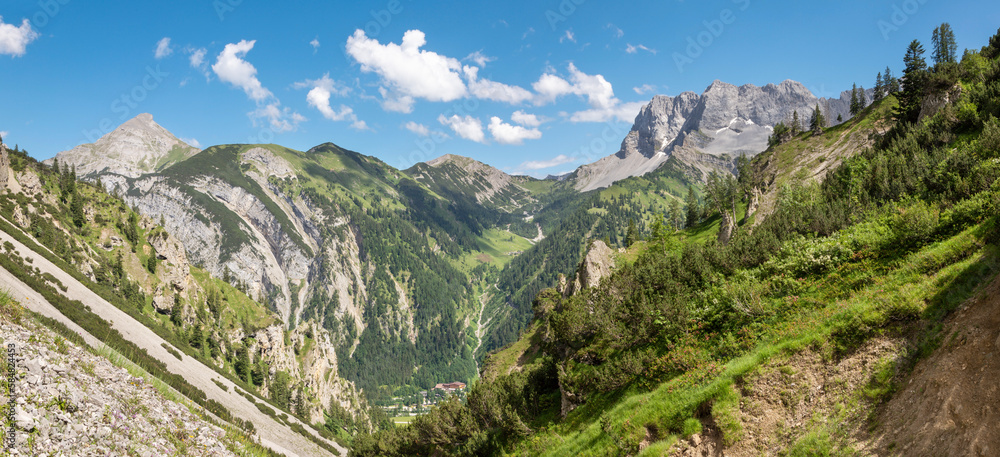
[350,27,1000,457]
[95,139,549,408]
[479,155,709,356]
[0,148,359,454]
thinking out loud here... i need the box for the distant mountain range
[571,80,869,191]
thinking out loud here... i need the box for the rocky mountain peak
[49,113,199,179]
[413,153,529,206]
[573,78,863,191]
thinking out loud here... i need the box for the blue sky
[1,0,998,176]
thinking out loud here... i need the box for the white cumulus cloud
[438,114,485,143]
[463,66,533,104]
[0,17,39,57]
[511,110,542,128]
[403,121,430,136]
[296,74,367,130]
[250,103,305,133]
[464,50,495,67]
[154,37,173,59]
[488,116,542,145]
[346,29,467,112]
[532,64,643,123]
[517,154,576,171]
[188,47,207,69]
[560,30,576,43]
[569,101,646,123]
[533,63,615,109]
[212,40,272,101]
[310,38,320,52]
[633,84,658,95]
[625,43,656,55]
[213,40,303,133]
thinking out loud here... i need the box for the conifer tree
[625,218,639,247]
[850,83,861,116]
[235,345,251,383]
[71,192,85,228]
[146,254,157,274]
[685,186,699,228]
[810,104,825,134]
[874,72,884,102]
[171,295,184,327]
[885,66,899,94]
[190,325,203,349]
[983,27,1000,59]
[897,39,928,123]
[669,199,683,231]
[931,22,958,65]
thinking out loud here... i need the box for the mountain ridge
[572,79,869,191]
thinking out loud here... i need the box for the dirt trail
[0,229,344,457]
[867,274,1000,457]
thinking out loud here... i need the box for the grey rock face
[48,113,199,179]
[574,80,869,191]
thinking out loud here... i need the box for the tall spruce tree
[810,104,825,134]
[71,192,85,228]
[874,72,884,102]
[931,22,958,65]
[850,83,861,116]
[885,66,900,94]
[897,39,928,123]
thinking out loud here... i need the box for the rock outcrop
[559,240,616,299]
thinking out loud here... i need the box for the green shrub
[978,115,1000,158]
[763,235,854,277]
[890,200,939,250]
